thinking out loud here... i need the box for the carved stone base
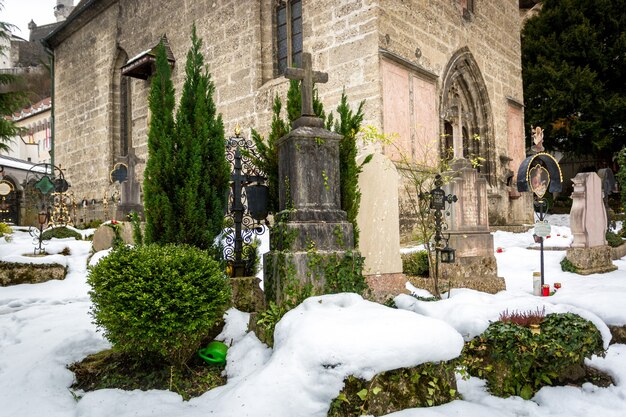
[440,255,505,294]
[565,246,617,275]
[263,250,362,306]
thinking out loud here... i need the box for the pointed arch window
[276,0,302,75]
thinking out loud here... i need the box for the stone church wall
[50,0,531,237]
[53,2,119,204]
[376,0,532,231]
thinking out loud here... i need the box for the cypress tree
[174,25,229,249]
[144,41,176,245]
[251,96,288,214]
[333,91,366,246]
[144,27,228,249]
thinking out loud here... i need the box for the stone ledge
[408,274,506,295]
[365,273,409,303]
[329,361,457,416]
[0,261,67,286]
[611,243,626,260]
[609,324,626,345]
[565,246,617,275]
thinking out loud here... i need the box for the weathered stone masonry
[46,0,531,255]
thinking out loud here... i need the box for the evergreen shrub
[463,313,605,400]
[605,230,624,248]
[0,222,12,236]
[41,226,82,241]
[401,250,430,276]
[87,244,231,368]
[560,257,578,273]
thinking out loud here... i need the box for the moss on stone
[328,361,458,417]
[0,261,67,286]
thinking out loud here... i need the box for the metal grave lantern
[440,242,456,264]
[245,184,269,222]
[29,209,50,255]
[224,126,269,278]
[517,151,563,290]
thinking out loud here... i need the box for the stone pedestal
[565,246,617,275]
[264,116,361,306]
[443,159,504,290]
[565,173,616,274]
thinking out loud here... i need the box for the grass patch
[68,349,226,400]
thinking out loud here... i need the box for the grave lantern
[245,184,269,222]
[440,243,456,264]
[30,210,49,255]
[37,211,48,226]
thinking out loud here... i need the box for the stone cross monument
[284,53,328,127]
[264,52,359,305]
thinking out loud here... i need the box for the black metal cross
[284,52,328,117]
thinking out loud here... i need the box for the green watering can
[198,341,228,365]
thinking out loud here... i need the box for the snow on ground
[0,219,625,417]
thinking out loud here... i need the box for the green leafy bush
[560,257,578,273]
[402,250,430,276]
[606,230,624,248]
[0,222,13,236]
[463,313,605,400]
[87,244,231,368]
[41,226,82,241]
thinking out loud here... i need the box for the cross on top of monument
[284,52,328,118]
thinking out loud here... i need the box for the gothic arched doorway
[440,47,494,182]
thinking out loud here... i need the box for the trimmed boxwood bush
[402,250,429,276]
[41,226,82,241]
[87,244,231,368]
[463,313,605,400]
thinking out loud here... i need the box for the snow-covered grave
[0,215,625,417]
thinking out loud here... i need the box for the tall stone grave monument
[264,53,360,305]
[441,158,505,293]
[565,172,617,274]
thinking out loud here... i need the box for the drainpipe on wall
[43,47,54,170]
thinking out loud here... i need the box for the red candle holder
[554,282,561,289]
[542,284,550,296]
[496,247,503,253]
